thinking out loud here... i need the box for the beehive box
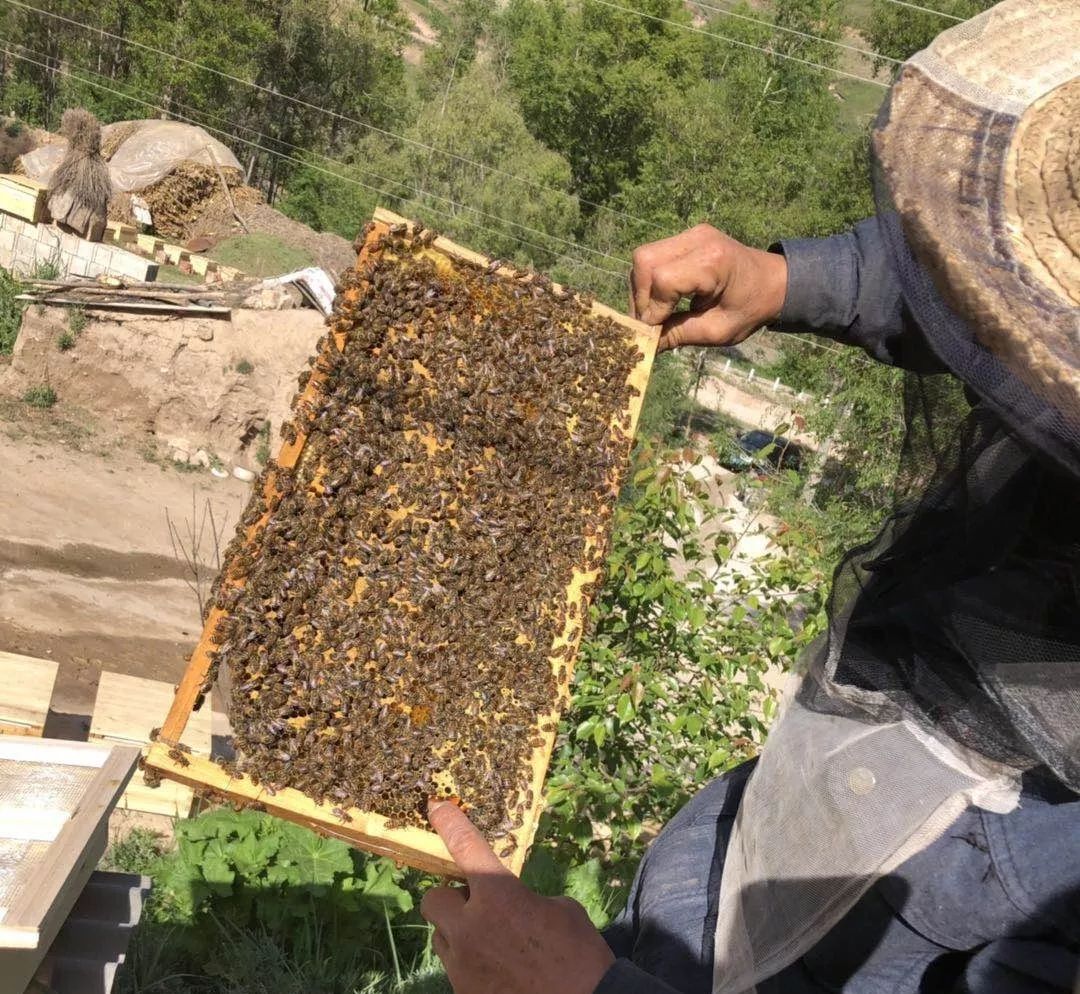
[144,208,658,876]
[0,736,139,994]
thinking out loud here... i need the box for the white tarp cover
[19,120,241,192]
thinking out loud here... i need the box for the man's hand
[630,223,788,352]
[420,801,614,994]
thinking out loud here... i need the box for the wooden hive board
[0,175,46,224]
[88,672,214,819]
[144,208,658,877]
[0,653,58,737]
[0,736,138,994]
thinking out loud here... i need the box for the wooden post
[205,144,248,234]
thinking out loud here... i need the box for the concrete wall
[0,213,157,281]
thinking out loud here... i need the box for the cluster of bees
[206,222,642,843]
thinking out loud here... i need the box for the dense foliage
[544,449,827,860]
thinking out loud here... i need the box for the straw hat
[873,0,1080,422]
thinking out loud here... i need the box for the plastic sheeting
[19,120,241,193]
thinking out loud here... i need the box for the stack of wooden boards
[0,176,47,225]
[0,653,214,820]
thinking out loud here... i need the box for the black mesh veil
[710,15,1080,987]
[798,365,1080,792]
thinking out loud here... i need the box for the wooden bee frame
[144,208,658,877]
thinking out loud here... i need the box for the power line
[873,0,964,21]
[591,0,889,87]
[9,43,878,376]
[7,38,634,271]
[0,44,628,281]
[688,0,902,66]
[4,40,880,371]
[0,0,668,237]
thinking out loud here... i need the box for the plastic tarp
[18,120,242,193]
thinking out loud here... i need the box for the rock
[241,284,301,310]
[185,235,214,253]
[232,465,255,482]
[170,448,190,464]
[210,466,229,479]
[195,324,214,342]
[191,448,211,468]
[168,436,192,453]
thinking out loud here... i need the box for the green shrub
[0,267,25,354]
[4,119,23,138]
[23,385,57,408]
[236,358,255,375]
[542,447,828,860]
[68,306,88,336]
[255,419,272,466]
[103,827,165,875]
[57,331,76,351]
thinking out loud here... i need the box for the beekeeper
[419,2,1080,991]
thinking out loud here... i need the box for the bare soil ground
[0,400,249,727]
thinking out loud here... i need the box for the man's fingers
[657,308,731,352]
[631,229,704,320]
[638,256,724,328]
[428,800,510,881]
[420,885,467,932]
[431,927,451,962]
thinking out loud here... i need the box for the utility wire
[591,0,889,87]
[0,44,628,281]
[872,0,964,21]
[6,41,874,369]
[688,0,902,66]
[2,38,633,270]
[0,0,667,236]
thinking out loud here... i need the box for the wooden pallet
[0,736,138,994]
[144,207,658,877]
[0,653,58,737]
[89,673,213,819]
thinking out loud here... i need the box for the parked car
[718,429,803,473]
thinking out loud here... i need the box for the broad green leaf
[277,823,353,885]
[230,831,280,878]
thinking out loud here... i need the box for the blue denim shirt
[596,221,1080,993]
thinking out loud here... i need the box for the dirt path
[0,433,248,724]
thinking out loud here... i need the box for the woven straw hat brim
[873,0,1080,425]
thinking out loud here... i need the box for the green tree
[281,62,581,267]
[498,0,705,215]
[866,0,997,64]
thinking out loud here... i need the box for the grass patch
[31,258,62,280]
[68,306,88,336]
[208,233,314,278]
[835,78,887,132]
[843,0,875,33]
[57,306,88,351]
[236,358,254,375]
[23,384,57,408]
[156,263,204,285]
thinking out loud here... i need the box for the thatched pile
[47,109,111,241]
[108,160,262,240]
